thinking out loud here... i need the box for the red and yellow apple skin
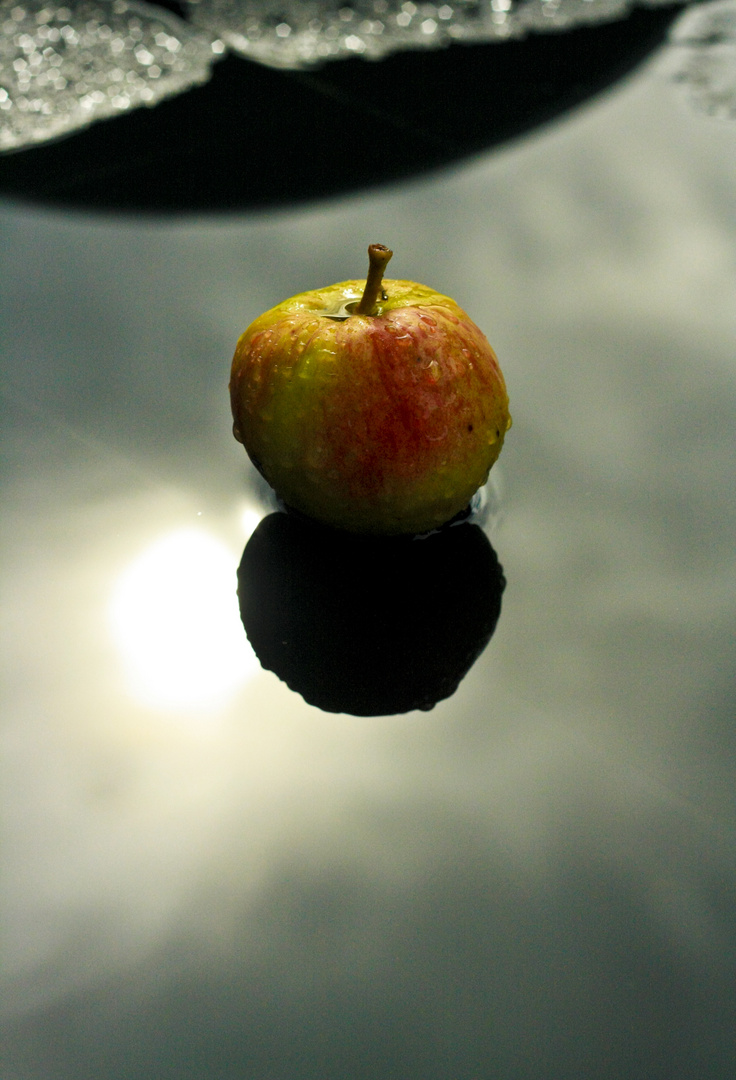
[230,278,511,536]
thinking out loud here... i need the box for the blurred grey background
[2,47,736,1080]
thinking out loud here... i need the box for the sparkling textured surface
[0,0,221,151]
[668,0,736,117]
[1,0,735,154]
[186,0,678,67]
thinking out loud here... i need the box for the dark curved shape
[0,5,684,214]
[237,510,506,716]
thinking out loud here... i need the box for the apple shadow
[237,510,505,716]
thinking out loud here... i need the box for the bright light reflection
[110,528,256,713]
[241,506,263,540]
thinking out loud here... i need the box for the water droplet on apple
[318,297,360,320]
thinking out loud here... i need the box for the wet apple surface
[230,246,511,535]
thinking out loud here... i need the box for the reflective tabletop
[2,51,736,1080]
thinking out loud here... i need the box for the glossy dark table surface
[2,48,736,1080]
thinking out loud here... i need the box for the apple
[230,244,511,535]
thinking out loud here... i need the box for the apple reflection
[237,510,505,716]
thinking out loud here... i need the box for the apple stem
[356,244,393,316]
